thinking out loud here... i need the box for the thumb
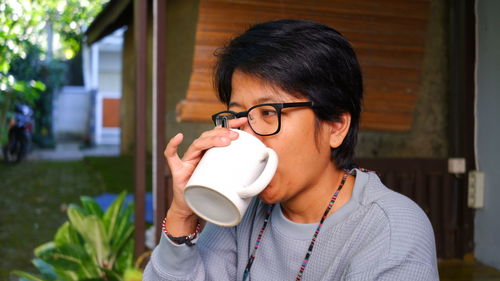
[164,133,184,169]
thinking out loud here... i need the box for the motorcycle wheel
[3,138,21,163]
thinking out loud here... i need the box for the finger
[198,126,239,141]
[183,134,232,162]
[228,117,248,129]
[164,133,184,168]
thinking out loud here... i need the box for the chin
[258,185,280,204]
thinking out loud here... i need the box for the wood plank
[202,0,430,21]
[177,100,226,122]
[181,0,431,131]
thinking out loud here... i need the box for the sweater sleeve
[143,223,237,281]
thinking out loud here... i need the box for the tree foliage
[1,0,108,61]
[0,0,109,145]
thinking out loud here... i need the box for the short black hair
[214,19,363,169]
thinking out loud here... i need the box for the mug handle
[237,148,278,198]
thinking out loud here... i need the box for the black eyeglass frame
[211,101,314,136]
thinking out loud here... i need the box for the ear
[328,113,351,149]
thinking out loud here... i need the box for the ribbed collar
[271,169,368,240]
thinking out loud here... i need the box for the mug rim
[184,184,243,227]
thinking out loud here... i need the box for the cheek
[269,144,303,183]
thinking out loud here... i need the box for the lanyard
[242,171,349,281]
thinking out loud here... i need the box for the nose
[239,122,267,143]
[239,121,254,135]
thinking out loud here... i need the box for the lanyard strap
[242,171,349,281]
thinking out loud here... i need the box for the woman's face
[229,71,337,204]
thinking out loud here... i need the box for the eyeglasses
[211,101,314,136]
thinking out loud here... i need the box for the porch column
[134,0,147,259]
[153,0,168,244]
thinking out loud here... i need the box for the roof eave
[84,0,132,45]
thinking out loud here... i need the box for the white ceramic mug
[184,129,278,227]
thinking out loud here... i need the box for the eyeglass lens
[248,105,279,135]
[213,105,280,135]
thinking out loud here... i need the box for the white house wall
[83,28,124,146]
[53,86,90,139]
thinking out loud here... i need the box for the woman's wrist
[164,205,199,237]
[162,217,201,246]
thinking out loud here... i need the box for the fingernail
[229,131,238,138]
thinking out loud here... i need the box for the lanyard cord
[242,171,349,281]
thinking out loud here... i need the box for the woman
[144,19,438,281]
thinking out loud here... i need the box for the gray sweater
[144,169,439,281]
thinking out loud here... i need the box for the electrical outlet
[448,158,466,174]
[468,170,485,208]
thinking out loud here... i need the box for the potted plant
[12,192,144,281]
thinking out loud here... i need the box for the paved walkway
[26,141,120,161]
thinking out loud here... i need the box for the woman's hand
[163,117,248,235]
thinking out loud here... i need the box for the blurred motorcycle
[3,104,34,163]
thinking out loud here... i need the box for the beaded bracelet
[162,217,201,247]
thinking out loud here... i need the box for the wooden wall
[177,0,430,131]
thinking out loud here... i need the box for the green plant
[1,0,109,147]
[11,192,143,281]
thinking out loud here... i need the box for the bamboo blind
[177,0,430,131]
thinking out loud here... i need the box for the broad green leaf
[56,243,102,278]
[54,222,81,246]
[69,208,110,267]
[114,240,134,274]
[67,207,87,234]
[34,242,57,258]
[31,258,57,281]
[80,216,111,267]
[52,268,78,281]
[103,192,126,238]
[57,243,93,264]
[68,203,89,216]
[81,196,104,218]
[36,244,82,272]
[113,223,133,253]
[109,225,134,267]
[36,242,101,280]
[10,270,49,281]
[100,268,122,281]
[110,202,134,251]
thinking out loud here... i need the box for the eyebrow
[229,97,283,108]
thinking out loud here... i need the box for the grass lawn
[0,156,146,280]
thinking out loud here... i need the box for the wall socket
[448,158,466,174]
[468,170,485,208]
